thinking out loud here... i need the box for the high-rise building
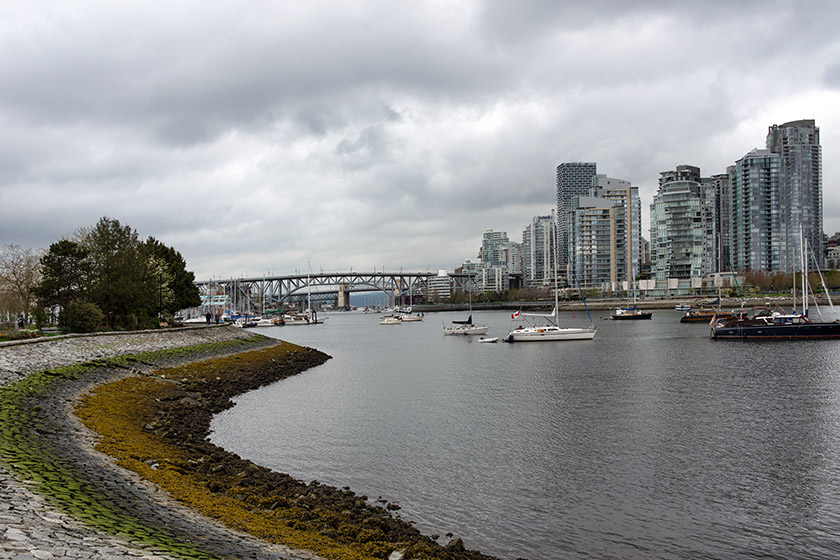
[766,119,823,268]
[594,177,642,284]
[568,196,619,289]
[650,166,716,282]
[457,260,484,293]
[728,149,787,272]
[523,215,555,286]
[709,171,732,272]
[556,162,597,275]
[497,242,522,275]
[567,177,641,291]
[480,229,510,267]
[481,266,510,293]
[427,270,452,301]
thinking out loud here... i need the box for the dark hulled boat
[610,306,652,320]
[710,308,840,340]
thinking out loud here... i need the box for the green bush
[59,301,104,333]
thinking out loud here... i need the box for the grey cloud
[1,1,839,278]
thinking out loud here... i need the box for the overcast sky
[2,1,839,280]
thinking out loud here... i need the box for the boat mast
[551,209,559,322]
[307,261,312,321]
[807,237,837,319]
[801,225,808,317]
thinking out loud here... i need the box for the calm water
[210,310,840,559]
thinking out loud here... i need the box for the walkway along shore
[0,326,500,560]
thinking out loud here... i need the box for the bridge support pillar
[337,283,350,310]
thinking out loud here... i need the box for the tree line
[1,217,201,333]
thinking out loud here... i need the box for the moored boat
[711,230,840,340]
[506,320,596,342]
[443,315,489,336]
[610,306,652,320]
[710,308,840,339]
[398,313,423,322]
[505,211,596,342]
[681,308,737,323]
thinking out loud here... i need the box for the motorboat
[609,306,652,320]
[283,312,326,325]
[680,308,737,323]
[398,313,423,322]
[379,315,402,325]
[477,336,499,343]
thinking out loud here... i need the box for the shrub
[59,301,104,333]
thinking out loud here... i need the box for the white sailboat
[505,307,596,341]
[443,314,489,336]
[443,276,488,336]
[505,212,596,342]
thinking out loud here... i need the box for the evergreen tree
[78,217,156,328]
[145,237,202,314]
[32,239,90,312]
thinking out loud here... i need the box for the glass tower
[728,149,787,272]
[766,119,823,269]
[650,167,716,282]
[523,215,554,286]
[556,162,597,276]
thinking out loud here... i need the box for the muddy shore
[0,327,504,560]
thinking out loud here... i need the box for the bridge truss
[194,271,472,314]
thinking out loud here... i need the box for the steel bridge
[195,271,473,314]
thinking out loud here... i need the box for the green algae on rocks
[77,341,500,560]
[0,342,264,559]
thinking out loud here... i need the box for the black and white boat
[711,232,840,340]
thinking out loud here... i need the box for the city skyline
[1,2,839,280]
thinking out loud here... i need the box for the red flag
[512,310,520,319]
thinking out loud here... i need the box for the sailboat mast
[551,209,559,320]
[801,225,808,317]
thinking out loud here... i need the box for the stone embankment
[1,327,499,560]
[0,326,323,560]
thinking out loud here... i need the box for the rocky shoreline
[0,327,502,560]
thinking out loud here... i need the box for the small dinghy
[477,336,499,343]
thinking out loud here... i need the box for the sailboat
[443,277,489,336]
[505,306,597,341]
[505,212,596,342]
[610,231,651,320]
[443,314,489,336]
[711,231,840,340]
[609,284,651,320]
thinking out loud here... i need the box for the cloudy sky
[2,1,839,280]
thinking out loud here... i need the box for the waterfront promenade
[0,326,321,560]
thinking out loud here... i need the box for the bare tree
[0,244,42,325]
